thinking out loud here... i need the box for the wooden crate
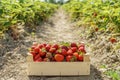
[27,53,90,76]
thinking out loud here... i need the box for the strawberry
[71,47,77,53]
[45,44,51,51]
[55,49,62,54]
[43,43,47,47]
[31,46,36,50]
[49,48,56,53]
[61,46,68,51]
[52,44,59,49]
[38,44,44,49]
[43,58,50,62]
[67,49,73,55]
[78,47,86,53]
[79,43,85,48]
[35,57,42,62]
[78,55,83,61]
[39,48,46,57]
[66,55,72,62]
[61,49,67,56]
[54,54,64,62]
[73,52,79,59]
[110,37,117,44]
[95,27,98,32]
[34,47,40,53]
[71,43,77,47]
[30,51,36,57]
[34,54,41,60]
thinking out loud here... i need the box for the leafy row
[63,0,120,33]
[0,0,58,36]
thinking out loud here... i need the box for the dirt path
[0,8,120,80]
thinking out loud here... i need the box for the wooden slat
[28,62,90,76]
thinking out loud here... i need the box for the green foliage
[105,70,120,80]
[0,0,58,37]
[63,0,120,33]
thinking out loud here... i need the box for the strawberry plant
[63,0,120,33]
[0,0,58,38]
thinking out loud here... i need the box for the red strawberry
[30,51,36,57]
[71,47,77,53]
[52,44,59,49]
[35,57,42,62]
[110,37,117,44]
[78,47,86,53]
[71,43,77,47]
[49,48,56,53]
[61,46,68,51]
[31,46,36,50]
[54,54,64,62]
[79,43,85,48]
[78,55,83,61]
[61,49,67,56]
[66,55,72,62]
[34,54,41,60]
[43,58,50,62]
[45,44,51,51]
[39,48,46,56]
[73,52,79,59]
[34,47,40,53]
[67,49,73,55]
[43,43,47,47]
[38,44,44,49]
[95,27,98,32]
[55,49,62,54]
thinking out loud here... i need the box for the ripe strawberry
[30,51,36,57]
[95,27,98,32]
[73,52,79,59]
[38,44,44,49]
[34,54,41,60]
[71,47,77,53]
[110,37,117,44]
[79,43,85,48]
[55,54,64,62]
[43,58,50,62]
[31,46,36,50]
[45,44,51,51]
[55,49,62,54]
[61,49,67,56]
[66,55,72,62]
[61,46,68,51]
[34,47,40,53]
[78,55,83,61]
[49,48,56,53]
[78,47,86,53]
[52,44,59,49]
[35,57,42,62]
[39,48,46,57]
[71,43,77,47]
[43,43,47,47]
[67,49,73,55]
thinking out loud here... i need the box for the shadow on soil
[29,65,103,80]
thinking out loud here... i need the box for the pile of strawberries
[30,42,86,62]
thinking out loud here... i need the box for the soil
[0,8,120,80]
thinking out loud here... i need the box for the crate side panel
[27,62,90,76]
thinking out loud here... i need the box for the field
[0,0,120,80]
